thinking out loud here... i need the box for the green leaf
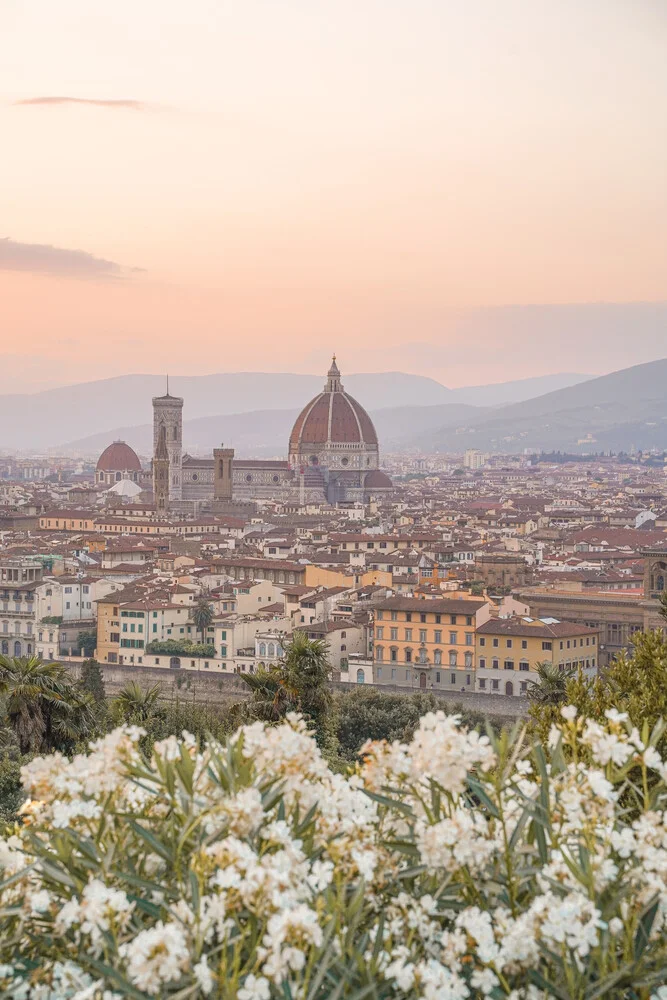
[363,790,414,817]
[465,775,500,818]
[634,895,659,960]
[127,820,174,864]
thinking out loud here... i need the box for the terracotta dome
[96,440,142,473]
[289,358,378,451]
[364,469,393,489]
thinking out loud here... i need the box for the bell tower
[152,378,183,500]
[153,423,170,514]
[213,444,235,502]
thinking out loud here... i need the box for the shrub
[3,709,667,996]
[145,639,216,658]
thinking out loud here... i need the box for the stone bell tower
[213,444,235,502]
[153,423,170,514]
[152,377,183,500]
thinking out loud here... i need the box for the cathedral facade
[152,359,392,508]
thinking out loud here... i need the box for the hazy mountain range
[1,361,665,456]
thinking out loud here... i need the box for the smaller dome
[365,469,393,489]
[106,478,143,497]
[96,440,142,473]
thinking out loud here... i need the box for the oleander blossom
[2,711,667,997]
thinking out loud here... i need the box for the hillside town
[0,360,666,710]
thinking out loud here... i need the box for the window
[519,661,529,671]
[391,611,398,621]
[504,660,514,671]
[479,636,486,646]
[436,672,441,683]
[449,632,457,644]
[419,629,427,642]
[450,615,457,625]
[464,652,472,667]
[435,614,441,624]
[405,669,410,681]
[451,673,456,684]
[521,640,527,649]
[405,649,412,663]
[465,633,473,646]
[65,602,70,610]
[492,658,499,670]
[542,641,552,651]
[466,674,471,686]
[506,639,513,648]
[466,616,473,626]
[479,657,486,668]
[405,628,412,641]
[434,630,442,643]
[405,612,412,622]
[479,678,486,690]
[449,650,458,666]
[420,613,427,623]
[376,627,384,639]
[493,638,499,647]
[434,649,442,665]
[376,611,384,620]
[221,645,227,658]
[375,646,384,661]
[390,648,398,661]
[341,631,346,638]
[391,668,396,679]
[492,679,499,691]
[390,628,398,641]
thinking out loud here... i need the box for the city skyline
[2,0,666,390]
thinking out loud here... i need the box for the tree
[192,597,214,645]
[79,658,106,705]
[526,661,576,708]
[241,631,332,729]
[0,655,96,754]
[112,681,162,723]
[334,688,492,762]
[528,630,667,753]
[659,590,667,624]
[77,630,97,657]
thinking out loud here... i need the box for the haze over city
[2,0,666,391]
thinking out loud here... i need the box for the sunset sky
[1,0,666,392]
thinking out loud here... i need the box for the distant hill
[413,358,667,453]
[449,373,591,407]
[61,403,487,458]
[0,370,591,452]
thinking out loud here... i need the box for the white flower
[238,974,270,1000]
[29,889,51,914]
[560,705,577,722]
[120,921,189,992]
[604,708,628,724]
[193,957,214,995]
[471,967,499,994]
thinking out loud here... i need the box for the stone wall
[63,658,525,717]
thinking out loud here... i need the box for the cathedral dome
[96,440,142,473]
[289,357,378,453]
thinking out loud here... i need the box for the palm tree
[191,597,214,646]
[242,631,332,725]
[112,681,162,723]
[0,655,96,754]
[526,661,575,708]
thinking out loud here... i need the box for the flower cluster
[2,708,667,998]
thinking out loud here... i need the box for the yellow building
[475,617,600,697]
[372,596,490,693]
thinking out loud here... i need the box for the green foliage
[191,596,214,644]
[39,615,62,625]
[529,630,667,752]
[526,660,576,709]
[0,655,97,755]
[145,639,216,657]
[334,687,489,761]
[77,629,97,657]
[112,681,162,724]
[241,631,332,733]
[79,658,106,705]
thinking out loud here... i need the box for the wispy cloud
[0,238,143,279]
[14,96,151,110]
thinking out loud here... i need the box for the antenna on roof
[166,374,169,396]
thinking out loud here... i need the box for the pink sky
[1,0,666,391]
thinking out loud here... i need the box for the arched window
[115,471,121,482]
[1,640,7,654]
[405,648,412,663]
[356,668,365,684]
[267,643,275,657]
[375,646,384,661]
[464,651,472,667]
[14,640,21,656]
[259,643,266,656]
[26,643,32,655]
[658,575,665,592]
[276,644,283,657]
[434,649,442,665]
[449,650,458,666]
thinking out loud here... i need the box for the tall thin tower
[152,378,183,501]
